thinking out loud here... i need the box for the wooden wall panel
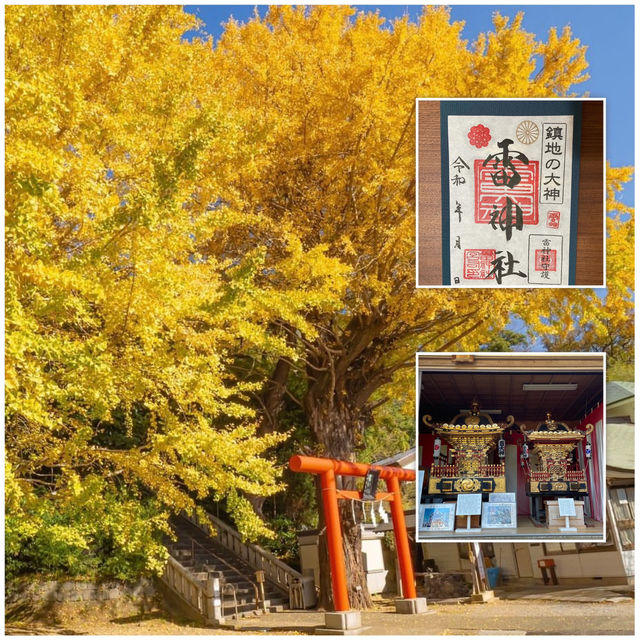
[416,101,442,285]
[575,100,605,285]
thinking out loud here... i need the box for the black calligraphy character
[452,174,466,186]
[544,173,561,186]
[454,201,463,222]
[545,158,561,170]
[483,138,529,189]
[485,251,527,285]
[540,240,552,277]
[543,187,561,200]
[546,126,564,140]
[545,141,563,155]
[454,236,461,250]
[489,197,523,241]
[451,156,470,173]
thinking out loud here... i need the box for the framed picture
[419,503,456,532]
[481,502,517,529]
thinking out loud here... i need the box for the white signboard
[456,493,483,516]
[489,492,516,503]
[558,497,577,517]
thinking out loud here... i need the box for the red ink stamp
[468,124,491,148]
[474,159,539,225]
[547,210,560,229]
[535,249,557,271]
[464,249,496,279]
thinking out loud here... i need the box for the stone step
[221,596,288,614]
[170,553,256,570]
[164,514,292,623]
[169,549,257,573]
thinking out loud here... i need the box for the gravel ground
[5,597,634,636]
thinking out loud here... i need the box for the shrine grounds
[6,583,634,636]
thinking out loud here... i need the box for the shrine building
[417,353,604,540]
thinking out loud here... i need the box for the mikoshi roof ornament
[519,412,593,493]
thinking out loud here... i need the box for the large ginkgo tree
[5,5,632,599]
[212,6,633,608]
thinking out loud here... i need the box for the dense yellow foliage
[5,5,346,552]
[213,6,631,372]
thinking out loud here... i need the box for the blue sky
[186,4,634,207]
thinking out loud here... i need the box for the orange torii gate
[289,455,428,632]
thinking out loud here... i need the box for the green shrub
[5,466,171,581]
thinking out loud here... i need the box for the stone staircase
[160,512,313,626]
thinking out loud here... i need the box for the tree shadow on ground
[109,610,169,624]
[234,625,318,634]
[5,623,86,635]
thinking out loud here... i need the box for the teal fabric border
[439,100,583,286]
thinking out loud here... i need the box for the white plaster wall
[493,544,518,577]
[362,536,388,594]
[422,543,463,572]
[547,552,583,577]
[527,544,546,573]
[524,547,627,579]
[299,540,319,586]
[298,534,391,595]
[362,537,385,571]
[607,398,633,419]
[577,551,627,578]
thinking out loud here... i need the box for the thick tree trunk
[305,392,373,610]
[262,357,292,432]
[248,356,291,518]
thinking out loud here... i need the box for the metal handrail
[223,583,239,621]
